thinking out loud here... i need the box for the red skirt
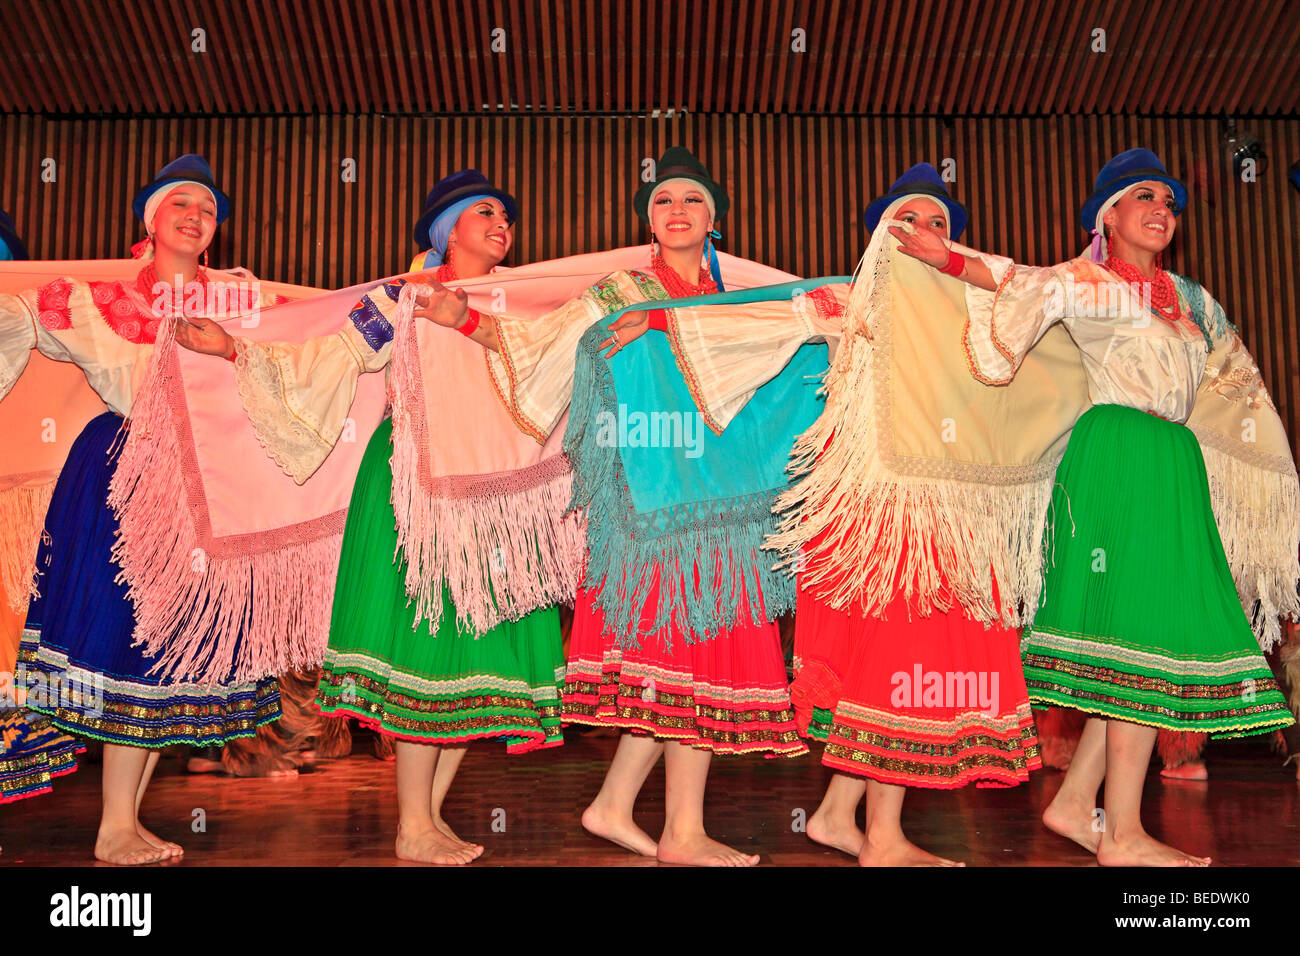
[792,578,1041,789]
[563,583,806,757]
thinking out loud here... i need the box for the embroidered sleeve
[961,256,1060,386]
[483,278,614,442]
[2,278,155,414]
[663,283,848,434]
[232,324,385,484]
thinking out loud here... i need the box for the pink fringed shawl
[107,275,385,685]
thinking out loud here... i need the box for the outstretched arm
[888,224,997,291]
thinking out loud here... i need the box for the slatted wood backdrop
[1,0,1297,116]
[1,112,1297,450]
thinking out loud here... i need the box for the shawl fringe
[389,288,585,635]
[107,323,339,685]
[769,242,1057,627]
[0,479,54,613]
[566,323,793,648]
[1194,430,1300,652]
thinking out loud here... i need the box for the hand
[887,224,951,270]
[411,278,470,329]
[600,311,649,359]
[174,315,235,357]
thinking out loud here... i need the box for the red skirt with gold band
[792,576,1041,789]
[562,585,806,757]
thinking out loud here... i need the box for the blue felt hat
[863,163,967,240]
[413,170,518,248]
[1079,148,1186,232]
[0,209,28,260]
[132,154,230,226]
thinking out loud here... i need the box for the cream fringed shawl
[768,229,1090,628]
[769,229,1300,649]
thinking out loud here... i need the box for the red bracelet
[939,249,966,277]
[646,309,668,333]
[457,308,482,337]
[224,342,238,363]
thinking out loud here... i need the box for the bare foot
[1160,761,1208,781]
[136,823,183,859]
[395,824,483,865]
[432,815,480,851]
[1042,798,1102,854]
[95,827,170,866]
[1098,831,1210,867]
[806,806,865,857]
[858,830,964,867]
[185,755,224,774]
[656,830,759,867]
[581,802,658,857]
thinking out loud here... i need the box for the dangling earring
[1106,232,1114,261]
[201,249,209,269]
[650,235,659,260]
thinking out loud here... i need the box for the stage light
[1221,117,1269,179]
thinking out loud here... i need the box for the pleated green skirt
[316,419,566,753]
[1023,404,1293,737]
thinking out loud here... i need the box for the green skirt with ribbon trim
[316,418,565,753]
[1022,404,1293,737]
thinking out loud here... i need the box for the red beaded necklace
[134,262,209,300]
[651,251,717,298]
[1104,249,1180,325]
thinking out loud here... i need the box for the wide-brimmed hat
[132,154,230,226]
[863,162,967,240]
[633,146,730,224]
[0,209,28,259]
[1079,148,1186,232]
[413,170,518,248]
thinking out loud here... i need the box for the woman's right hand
[411,279,470,329]
[887,223,951,270]
[174,316,235,358]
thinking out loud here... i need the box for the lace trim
[233,339,334,485]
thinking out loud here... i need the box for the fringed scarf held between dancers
[565,278,848,647]
[382,248,799,639]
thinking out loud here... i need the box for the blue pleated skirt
[19,412,281,749]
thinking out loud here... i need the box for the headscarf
[422,194,494,270]
[647,178,725,290]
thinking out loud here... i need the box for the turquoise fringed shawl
[565,278,849,648]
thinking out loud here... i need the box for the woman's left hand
[600,312,649,359]
[888,224,951,270]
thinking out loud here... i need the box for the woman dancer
[1,155,281,864]
[419,148,837,865]
[189,170,569,865]
[779,165,1042,866]
[893,148,1295,865]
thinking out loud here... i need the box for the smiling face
[448,198,514,266]
[150,184,218,258]
[649,179,712,254]
[1103,180,1178,256]
[891,197,949,240]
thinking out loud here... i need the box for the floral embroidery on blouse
[348,279,407,352]
[36,278,74,331]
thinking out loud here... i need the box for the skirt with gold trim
[1022,404,1293,735]
[19,412,281,748]
[792,574,1041,789]
[315,418,565,753]
[563,584,807,757]
[0,707,82,804]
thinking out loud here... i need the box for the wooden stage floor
[3,729,1298,866]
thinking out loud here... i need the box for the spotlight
[1221,117,1269,179]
